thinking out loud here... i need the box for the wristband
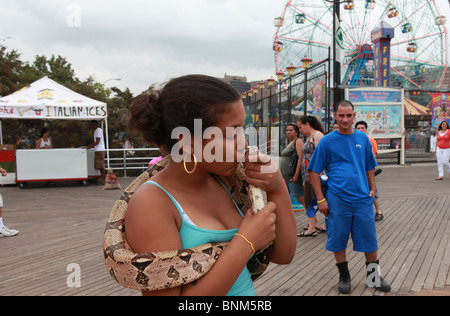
[235,234,255,254]
[267,184,286,196]
[317,198,326,204]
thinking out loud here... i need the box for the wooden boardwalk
[0,163,449,296]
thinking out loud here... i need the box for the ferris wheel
[273,0,448,102]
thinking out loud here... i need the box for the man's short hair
[355,121,368,129]
[334,100,354,112]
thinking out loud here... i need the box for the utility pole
[332,0,342,106]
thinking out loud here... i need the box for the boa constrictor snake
[103,153,272,292]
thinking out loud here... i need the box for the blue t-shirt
[307,130,377,201]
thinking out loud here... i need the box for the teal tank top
[145,177,255,296]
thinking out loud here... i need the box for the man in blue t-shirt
[307,100,390,294]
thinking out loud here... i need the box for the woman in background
[297,116,325,237]
[435,120,450,180]
[36,128,53,149]
[280,123,305,209]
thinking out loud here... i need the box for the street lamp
[267,78,275,152]
[302,55,313,118]
[301,56,313,69]
[285,64,296,123]
[258,81,265,129]
[252,86,259,123]
[276,71,284,156]
[286,64,296,76]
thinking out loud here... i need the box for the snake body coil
[103,155,272,291]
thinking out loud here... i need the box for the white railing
[106,148,160,177]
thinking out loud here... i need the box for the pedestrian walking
[355,120,383,221]
[434,120,450,180]
[0,167,19,238]
[297,115,325,237]
[280,123,305,210]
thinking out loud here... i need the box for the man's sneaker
[0,227,19,237]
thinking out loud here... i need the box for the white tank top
[39,138,51,148]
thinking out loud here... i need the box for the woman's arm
[313,132,324,147]
[244,154,297,265]
[125,184,277,296]
[292,139,304,184]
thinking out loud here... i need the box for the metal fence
[106,148,160,177]
[244,58,331,155]
[377,131,436,164]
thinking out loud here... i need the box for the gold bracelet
[235,234,255,254]
[317,198,326,204]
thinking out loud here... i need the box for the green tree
[0,45,24,96]
[0,45,154,152]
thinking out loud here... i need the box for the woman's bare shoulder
[125,181,182,253]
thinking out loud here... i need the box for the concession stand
[0,77,109,186]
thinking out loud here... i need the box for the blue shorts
[325,193,378,253]
[286,180,304,198]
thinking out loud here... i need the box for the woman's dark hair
[297,115,325,134]
[128,74,241,151]
[286,123,300,136]
[40,128,48,138]
[438,120,449,130]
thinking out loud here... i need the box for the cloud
[1,0,285,93]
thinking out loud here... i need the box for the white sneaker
[0,227,19,237]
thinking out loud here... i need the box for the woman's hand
[237,202,277,251]
[291,174,300,184]
[243,152,284,195]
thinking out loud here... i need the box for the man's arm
[310,171,328,216]
[86,138,100,149]
[367,169,376,198]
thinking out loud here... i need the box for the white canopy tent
[0,76,110,166]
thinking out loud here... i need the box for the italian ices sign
[0,77,107,120]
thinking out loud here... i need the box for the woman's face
[286,125,298,141]
[200,100,247,176]
[297,121,309,135]
[442,121,449,130]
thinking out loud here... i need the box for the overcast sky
[1,0,284,94]
[2,1,450,95]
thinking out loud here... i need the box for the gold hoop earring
[183,153,198,174]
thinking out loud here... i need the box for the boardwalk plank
[0,164,449,296]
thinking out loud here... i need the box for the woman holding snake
[125,75,296,296]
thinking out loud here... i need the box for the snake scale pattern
[103,155,272,291]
